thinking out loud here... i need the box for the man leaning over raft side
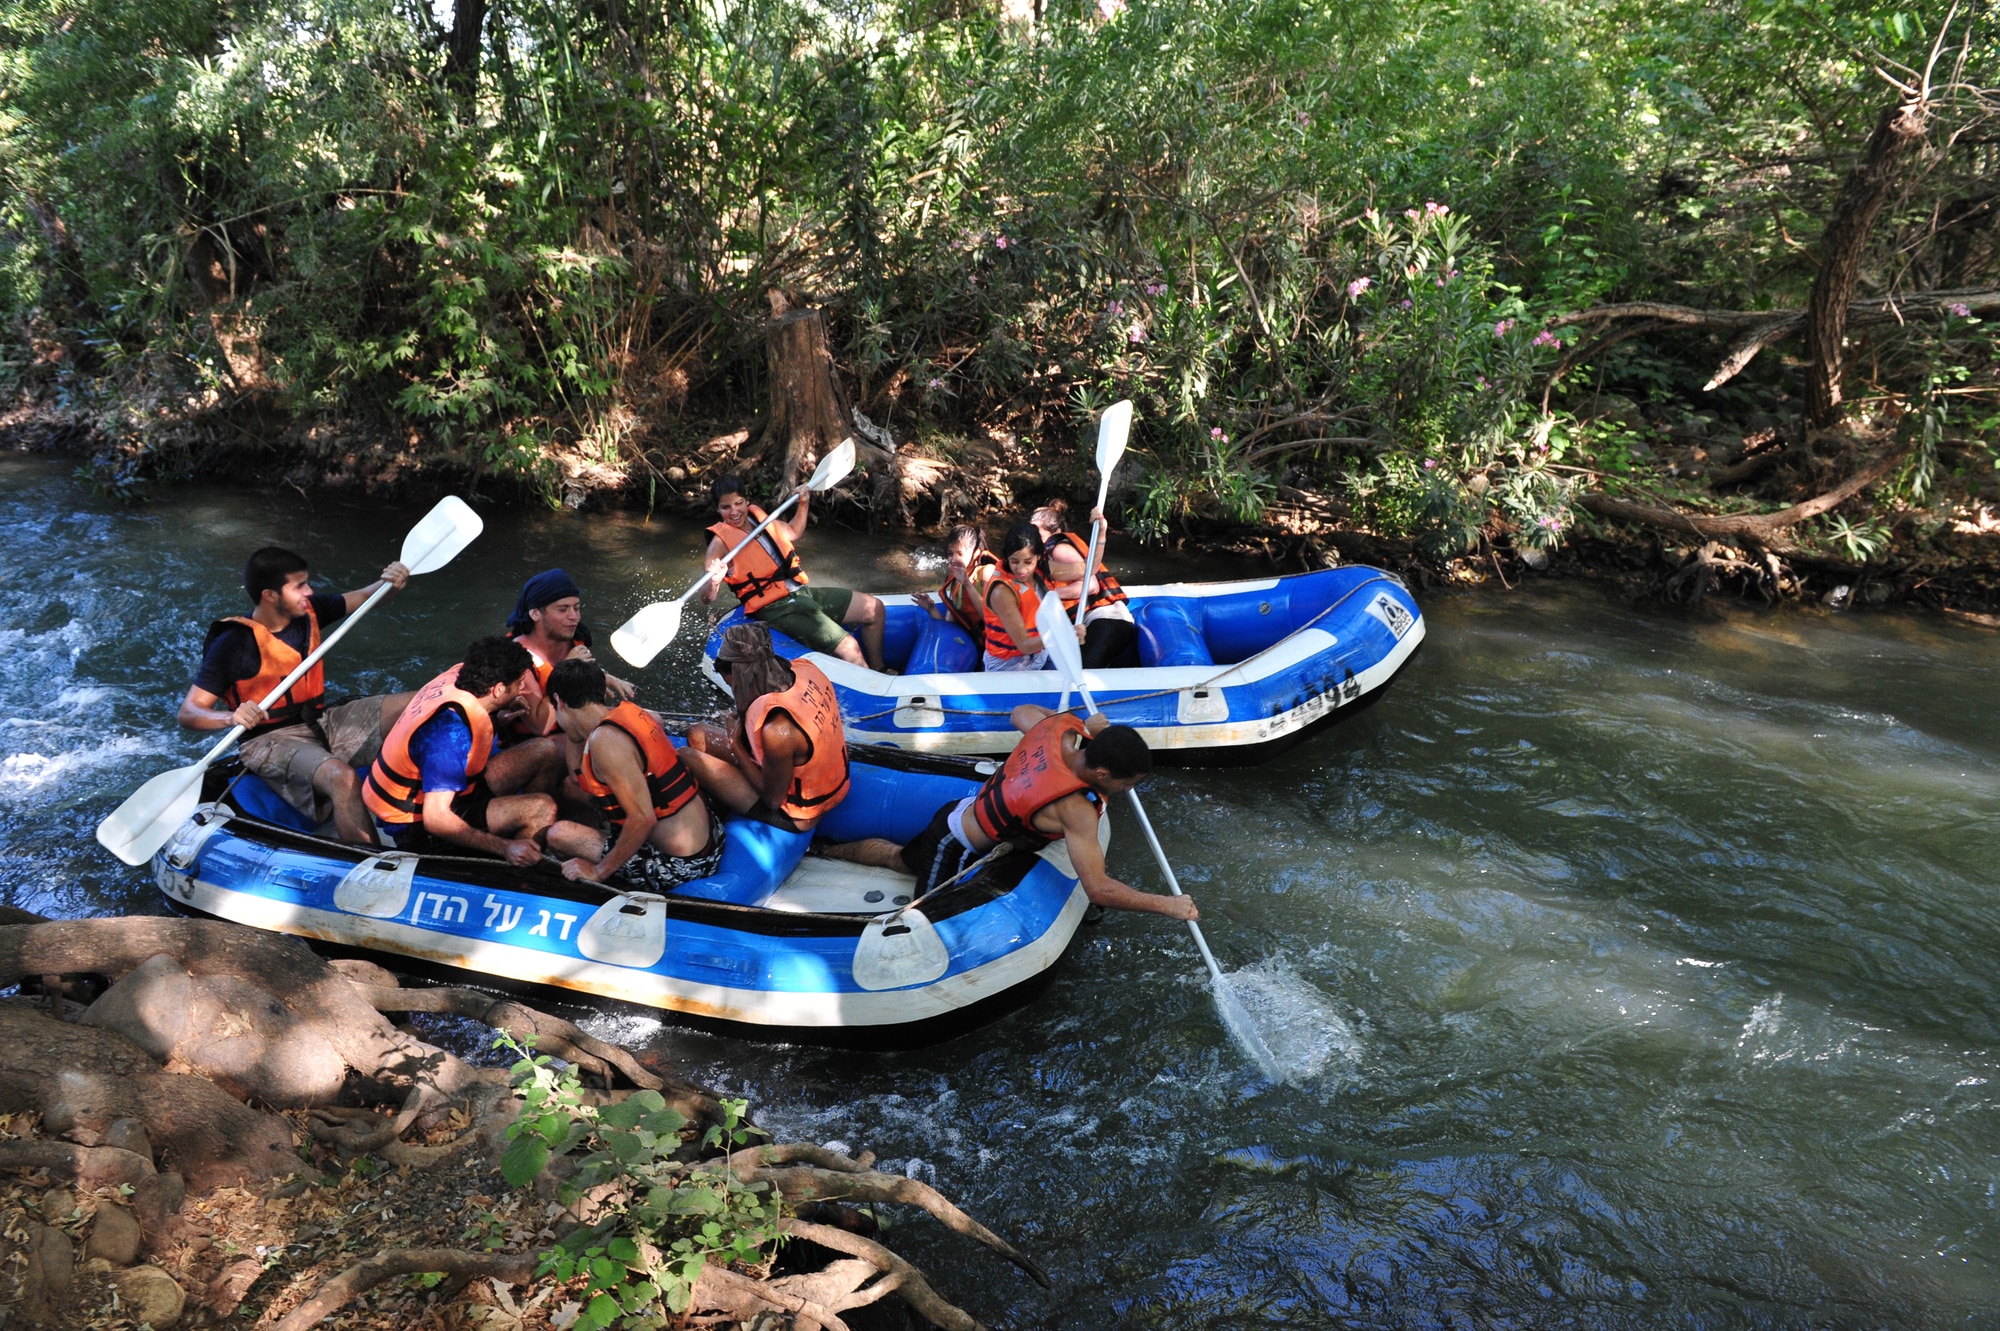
[701,472,888,673]
[825,705,1199,922]
[543,656,725,892]
[178,545,411,845]
[362,637,568,864]
[503,567,637,738]
[681,624,851,833]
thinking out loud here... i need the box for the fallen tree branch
[271,1247,542,1331]
[1548,286,2000,392]
[1577,444,1911,554]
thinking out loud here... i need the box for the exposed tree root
[354,983,665,1091]
[704,1142,1052,1287]
[269,1247,542,1331]
[1,914,1035,1331]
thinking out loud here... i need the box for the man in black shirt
[178,546,409,843]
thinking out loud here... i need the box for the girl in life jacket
[1033,501,1137,670]
[982,524,1064,673]
[913,525,1000,639]
[682,624,851,832]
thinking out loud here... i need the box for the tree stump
[762,290,853,489]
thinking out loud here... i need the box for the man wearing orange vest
[683,625,851,832]
[361,637,562,863]
[543,658,723,890]
[701,473,887,672]
[830,705,1199,922]
[502,568,637,737]
[178,546,410,844]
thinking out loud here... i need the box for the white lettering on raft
[526,909,580,941]
[411,891,468,924]
[482,894,524,932]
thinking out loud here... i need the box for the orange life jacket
[983,572,1046,659]
[707,507,809,614]
[507,634,568,737]
[206,606,325,731]
[362,665,495,826]
[577,702,699,828]
[1049,532,1128,613]
[971,713,1102,846]
[743,658,850,822]
[940,551,1000,637]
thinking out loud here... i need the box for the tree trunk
[762,290,853,489]
[1802,97,1931,429]
[443,0,486,102]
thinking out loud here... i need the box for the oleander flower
[1347,277,1372,297]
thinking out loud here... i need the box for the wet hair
[1030,500,1070,538]
[244,547,309,606]
[546,656,607,710]
[458,635,535,697]
[1081,724,1151,779]
[946,524,988,558]
[712,474,746,507]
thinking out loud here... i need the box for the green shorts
[751,585,856,654]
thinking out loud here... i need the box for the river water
[3,453,1997,1327]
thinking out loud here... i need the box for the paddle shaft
[192,578,398,770]
[1065,678,1227,986]
[1057,475,1115,711]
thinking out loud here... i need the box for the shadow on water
[4,455,1998,1327]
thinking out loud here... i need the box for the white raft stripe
[824,611,1426,755]
[168,871,1089,1029]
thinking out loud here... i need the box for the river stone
[37,1186,75,1222]
[103,1116,153,1160]
[81,954,346,1107]
[112,1264,186,1328]
[86,1202,142,1266]
[19,1222,73,1324]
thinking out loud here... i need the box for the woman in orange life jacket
[982,524,1068,673]
[362,636,572,864]
[177,545,411,845]
[821,704,1199,922]
[1032,500,1137,670]
[701,473,888,672]
[681,624,851,833]
[913,525,1000,640]
[502,568,637,739]
[542,657,724,892]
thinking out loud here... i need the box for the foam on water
[1221,956,1365,1086]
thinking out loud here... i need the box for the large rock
[17,1222,73,1325]
[81,953,347,1107]
[112,1264,186,1328]
[86,1201,143,1266]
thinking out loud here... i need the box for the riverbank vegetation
[1,0,1996,595]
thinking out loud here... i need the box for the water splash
[1221,956,1364,1086]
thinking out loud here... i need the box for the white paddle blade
[1213,975,1287,1083]
[610,599,684,669]
[1095,400,1133,478]
[96,763,207,866]
[809,437,858,491]
[852,907,950,990]
[400,495,484,574]
[1036,591,1085,688]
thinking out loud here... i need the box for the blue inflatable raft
[702,566,1423,761]
[150,745,1096,1044]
